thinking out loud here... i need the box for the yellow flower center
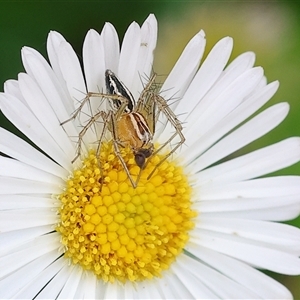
[56,142,196,283]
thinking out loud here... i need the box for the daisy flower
[1,13,300,299]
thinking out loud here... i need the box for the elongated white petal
[197,194,300,215]
[18,72,76,158]
[185,244,293,299]
[131,14,158,100]
[35,263,71,299]
[160,30,206,102]
[177,254,259,299]
[101,22,120,73]
[0,250,59,299]
[156,30,206,139]
[0,208,58,232]
[185,66,264,142]
[102,282,118,299]
[21,47,80,151]
[196,138,300,185]
[83,29,106,95]
[57,266,83,300]
[0,128,67,178]
[171,262,219,298]
[181,80,279,160]
[162,271,195,299]
[47,31,71,90]
[0,233,59,278]
[222,51,255,75]
[190,228,300,275]
[188,102,289,169]
[0,225,53,256]
[3,79,26,105]
[0,151,63,185]
[0,176,61,195]
[13,256,66,299]
[56,41,87,106]
[118,21,141,93]
[0,93,72,170]
[174,36,233,120]
[0,195,58,211]
[203,203,300,222]
[195,216,300,253]
[200,175,300,198]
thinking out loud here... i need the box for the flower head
[1,14,300,299]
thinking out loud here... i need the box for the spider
[61,69,185,188]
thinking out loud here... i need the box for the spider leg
[109,111,137,188]
[147,93,185,179]
[72,110,107,164]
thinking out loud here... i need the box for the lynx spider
[61,69,185,188]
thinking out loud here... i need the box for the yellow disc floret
[56,142,196,283]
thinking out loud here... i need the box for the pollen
[56,142,196,283]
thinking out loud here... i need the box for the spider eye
[134,153,146,169]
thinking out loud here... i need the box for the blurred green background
[0,0,299,297]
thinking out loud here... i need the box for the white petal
[0,151,63,186]
[82,271,97,299]
[47,31,71,91]
[21,47,80,150]
[18,72,76,158]
[185,244,293,299]
[0,93,72,170]
[170,262,218,298]
[3,79,26,105]
[83,29,106,93]
[155,276,178,299]
[0,250,59,299]
[100,22,120,73]
[57,266,83,300]
[160,30,206,101]
[56,40,87,105]
[118,21,141,94]
[21,46,75,117]
[35,263,71,299]
[196,138,300,185]
[185,66,264,142]
[200,175,300,199]
[82,29,108,122]
[222,51,255,75]
[14,256,66,299]
[103,282,122,299]
[162,271,195,299]
[156,30,206,139]
[190,228,300,275]
[203,203,300,222]
[0,175,61,194]
[181,80,279,161]
[196,216,300,253]
[187,102,289,169]
[0,208,58,232]
[0,233,59,279]
[174,36,233,121]
[131,14,158,98]
[177,254,259,298]
[198,194,300,215]
[0,128,67,178]
[0,225,53,256]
